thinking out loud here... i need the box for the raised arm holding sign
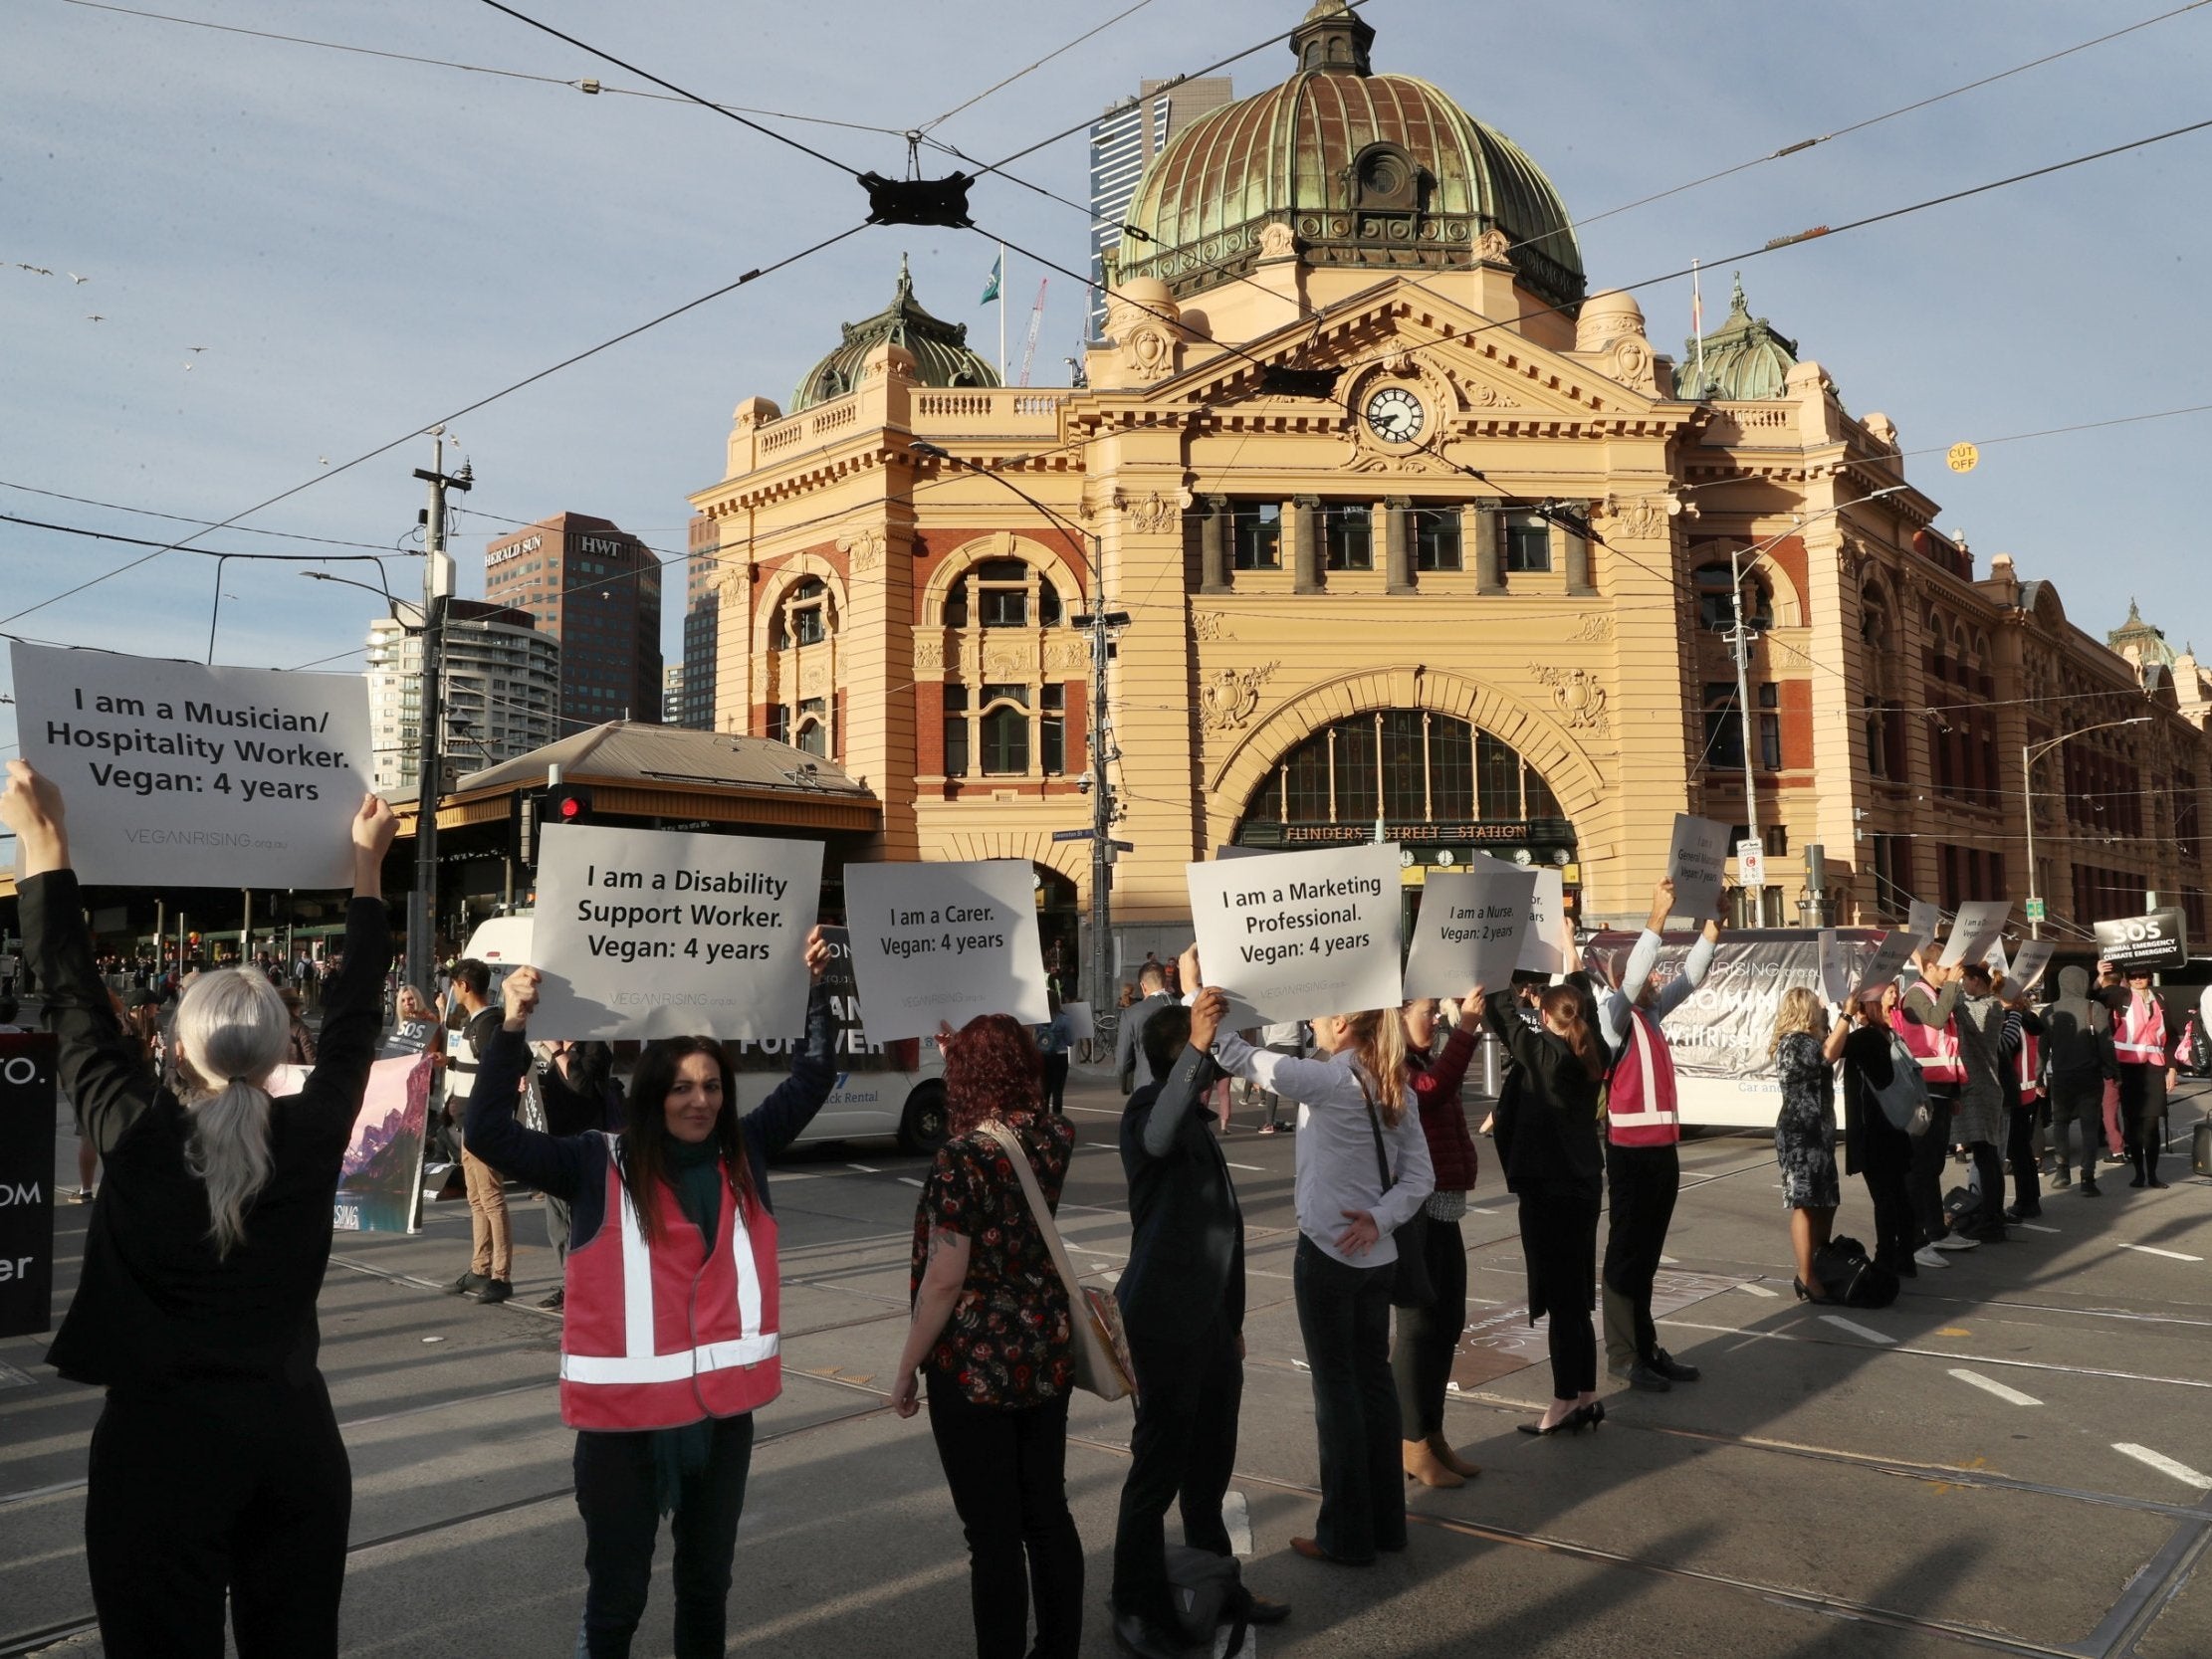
[1664,814,1732,925]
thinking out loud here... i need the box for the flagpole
[997,242,1007,385]
[1691,258,1706,399]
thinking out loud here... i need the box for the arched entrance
[1032,863,1080,999]
[1232,709,1579,940]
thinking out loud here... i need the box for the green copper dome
[791,258,999,412]
[1678,275,1799,401]
[1113,1,1585,312]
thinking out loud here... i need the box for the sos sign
[2093,908,2189,971]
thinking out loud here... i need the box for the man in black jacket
[1109,991,1287,1657]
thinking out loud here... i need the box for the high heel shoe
[1793,1277,1838,1305]
[1517,1410,1579,1437]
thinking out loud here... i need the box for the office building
[1088,74,1232,338]
[484,512,664,728]
[365,599,559,794]
[678,512,720,729]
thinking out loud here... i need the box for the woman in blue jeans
[1204,954,1435,1566]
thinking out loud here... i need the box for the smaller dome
[1574,289,1645,352]
[791,257,999,412]
[1679,274,1798,401]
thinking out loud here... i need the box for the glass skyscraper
[1088,77,1232,338]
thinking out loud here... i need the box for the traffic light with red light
[546,784,594,827]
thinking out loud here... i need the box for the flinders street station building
[687,1,2212,975]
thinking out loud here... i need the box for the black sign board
[2093,908,2188,971]
[0,1033,59,1339]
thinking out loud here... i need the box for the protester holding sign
[463,944,833,1659]
[2113,965,2175,1188]
[1393,989,1486,1490]
[890,1014,1084,1659]
[1899,955,1971,1259]
[2039,966,2114,1195]
[3,758,396,1659]
[1590,878,1719,1392]
[1836,985,1916,1281]
[1194,945,1434,1568]
[1484,981,1608,1436]
[1994,976,2047,1222]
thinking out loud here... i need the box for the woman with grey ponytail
[4,760,397,1659]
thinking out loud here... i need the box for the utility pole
[1725,541,1761,926]
[405,428,471,993]
[1083,583,1125,1018]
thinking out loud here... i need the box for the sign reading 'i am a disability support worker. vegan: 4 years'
[529,824,825,1042]
[11,643,371,889]
[1187,842,1404,1024]
[842,859,1051,1044]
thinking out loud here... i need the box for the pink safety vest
[1897,979,1963,1086]
[2016,1029,2041,1104]
[558,1140,782,1431]
[1606,1006,1680,1147]
[2113,990,2168,1066]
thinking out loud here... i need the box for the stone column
[1564,509,1595,595]
[1469,505,1502,593]
[1384,497,1414,593]
[1199,495,1230,593]
[1293,496,1322,593]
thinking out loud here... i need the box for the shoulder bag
[980,1122,1137,1403]
[1360,1077,1434,1310]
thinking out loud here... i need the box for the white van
[456,916,947,1155]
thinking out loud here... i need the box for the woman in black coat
[4,760,397,1659]
[1484,981,1609,1435]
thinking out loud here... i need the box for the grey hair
[172,967,290,1257]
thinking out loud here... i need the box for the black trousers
[1601,1141,1679,1370]
[2118,1064,2166,1163]
[1110,1312,1241,1628]
[1908,1088,1958,1243]
[1860,1114,1916,1273]
[926,1368,1084,1659]
[2050,1075,2104,1179]
[1291,1234,1403,1562]
[2005,1105,2042,1210]
[572,1414,754,1659]
[1040,1052,1070,1114]
[1390,1213,1467,1439]
[86,1372,350,1659]
[1517,1181,1600,1402]
[547,1191,573,1261]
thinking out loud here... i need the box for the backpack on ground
[1814,1234,1897,1309]
[1165,1544,1250,1657]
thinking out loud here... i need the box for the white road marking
[1735,1283,1781,1298]
[846,1163,880,1174]
[1223,1489,1253,1556]
[1225,1161,1265,1172]
[898,1176,925,1188]
[1948,1367,2042,1406]
[2118,1243,2205,1262]
[2017,1223,2060,1234]
[2112,1443,2212,1490]
[1084,1141,1120,1151]
[1659,1255,1680,1265]
[1819,1315,1895,1346]
[1466,1206,1498,1215]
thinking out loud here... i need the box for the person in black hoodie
[1485,981,1609,1436]
[2039,965,2114,1196]
[1108,990,1290,1658]
[4,760,396,1659]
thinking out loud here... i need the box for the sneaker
[1930,1232,1980,1252]
[1256,1123,1280,1136]
[472,1279,514,1305]
[69,1186,96,1204]
[1912,1246,1950,1269]
[446,1270,490,1296]
[538,1288,565,1311]
[2002,1205,2042,1224]
[2050,1168,2072,1189]
[2081,1177,2101,1196]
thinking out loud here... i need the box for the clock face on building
[1363,385,1425,444]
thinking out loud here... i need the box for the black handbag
[1361,1079,1433,1309]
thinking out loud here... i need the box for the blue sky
[5,0,2209,754]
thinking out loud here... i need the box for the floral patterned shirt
[910,1112,1076,1409]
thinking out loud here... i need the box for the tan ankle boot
[1403,1437,1464,1488]
[1429,1433,1481,1479]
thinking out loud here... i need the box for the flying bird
[86,313,105,322]
[17,264,54,276]
[69,273,89,285]
[182,361,194,371]
[187,345,205,352]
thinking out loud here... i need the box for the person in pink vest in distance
[1593,877,1720,1392]
[1899,948,1969,1263]
[2112,963,2174,1188]
[464,941,833,1659]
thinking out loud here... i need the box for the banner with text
[1937,899,2012,968]
[1854,930,1927,999]
[530,824,824,1041]
[0,1035,57,1338]
[1405,858,1539,1000]
[2007,940,2056,994]
[1515,867,1568,975]
[1187,842,1403,1024]
[844,859,1050,1043]
[1665,814,1733,923]
[11,643,371,889]
[2092,908,2189,972]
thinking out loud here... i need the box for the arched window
[1693,559,1771,632]
[765,573,838,758]
[773,577,832,648]
[935,552,1075,782]
[1241,712,1566,831]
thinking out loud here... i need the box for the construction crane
[1016,278,1049,386]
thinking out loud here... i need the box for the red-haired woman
[1485,982,1609,1435]
[891,1013,1081,1659]
[462,943,834,1659]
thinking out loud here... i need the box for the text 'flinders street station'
[684,0,2212,967]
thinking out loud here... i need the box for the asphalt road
[3,1065,2209,1658]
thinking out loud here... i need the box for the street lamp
[909,441,1128,1014]
[2022,714,2151,939]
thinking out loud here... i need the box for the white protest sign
[1853,930,1927,999]
[1186,843,1403,1024]
[1937,899,2013,968]
[1818,929,1851,1006]
[1061,1001,1095,1046]
[1907,900,1942,942]
[1983,936,2011,979]
[2008,940,2056,995]
[843,859,1049,1043]
[1403,859,1539,1001]
[1515,867,1568,975]
[11,642,370,888]
[1665,814,1732,923]
[526,824,823,1041]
